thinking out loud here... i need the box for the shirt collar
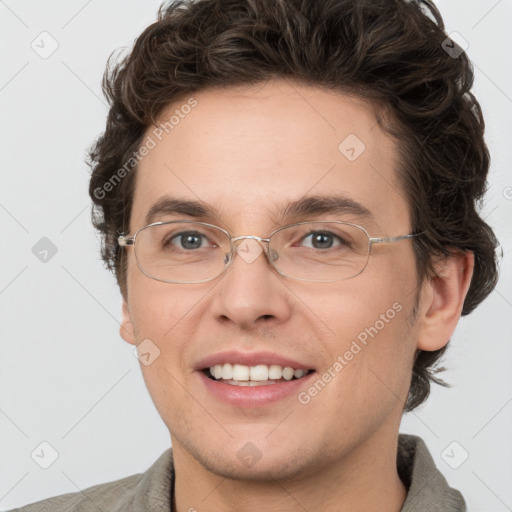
[122,434,465,511]
[398,434,466,511]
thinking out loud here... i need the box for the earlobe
[417,251,475,352]
[120,300,136,345]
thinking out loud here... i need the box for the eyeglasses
[117,220,421,284]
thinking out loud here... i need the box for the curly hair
[87,0,499,411]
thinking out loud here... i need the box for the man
[13,0,498,510]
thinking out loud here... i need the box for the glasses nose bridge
[230,234,272,257]
[228,234,278,266]
[230,234,271,245]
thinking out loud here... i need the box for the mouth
[202,363,315,387]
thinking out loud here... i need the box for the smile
[204,363,313,386]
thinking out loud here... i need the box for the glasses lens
[270,222,370,281]
[134,222,230,283]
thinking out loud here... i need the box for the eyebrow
[144,194,373,226]
[279,195,372,221]
[145,197,215,225]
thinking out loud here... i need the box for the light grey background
[0,0,511,510]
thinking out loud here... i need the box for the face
[121,80,422,480]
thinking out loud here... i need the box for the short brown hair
[88,0,499,411]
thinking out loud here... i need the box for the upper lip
[195,351,315,371]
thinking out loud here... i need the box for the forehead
[131,80,408,233]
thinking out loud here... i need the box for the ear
[120,299,136,345]
[417,251,474,352]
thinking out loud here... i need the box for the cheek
[301,258,417,408]
[304,303,415,444]
[126,267,206,376]
[127,276,210,423]
[127,256,205,335]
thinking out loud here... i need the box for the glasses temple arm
[369,233,422,244]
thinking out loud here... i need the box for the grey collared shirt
[398,434,466,511]
[10,434,466,511]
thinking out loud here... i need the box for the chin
[178,431,331,483]
[197,451,314,482]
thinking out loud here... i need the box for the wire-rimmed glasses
[117,220,421,284]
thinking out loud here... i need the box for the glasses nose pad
[268,248,279,263]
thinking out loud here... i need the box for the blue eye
[168,231,209,250]
[301,231,346,249]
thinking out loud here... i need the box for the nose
[211,238,292,331]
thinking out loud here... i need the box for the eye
[300,231,348,250]
[166,231,212,250]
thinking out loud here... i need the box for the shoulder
[9,473,143,512]
[8,448,174,512]
[398,434,466,511]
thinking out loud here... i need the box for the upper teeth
[209,364,309,381]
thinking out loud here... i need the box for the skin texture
[120,79,474,512]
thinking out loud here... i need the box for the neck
[171,429,407,512]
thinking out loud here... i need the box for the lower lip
[197,371,316,407]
